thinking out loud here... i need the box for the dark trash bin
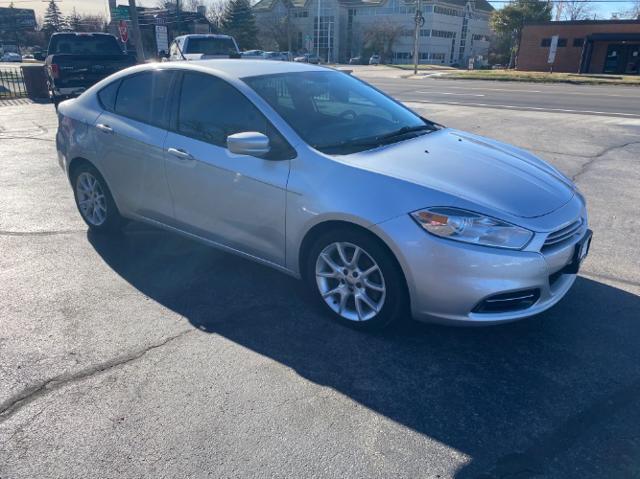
[21,65,49,100]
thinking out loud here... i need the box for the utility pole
[316,0,321,59]
[412,0,424,75]
[176,0,182,35]
[128,0,145,63]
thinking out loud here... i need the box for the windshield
[49,35,122,55]
[244,71,434,154]
[186,37,237,55]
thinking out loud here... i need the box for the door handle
[167,147,194,161]
[96,123,114,134]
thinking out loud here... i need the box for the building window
[557,38,567,47]
[434,5,462,16]
[431,29,456,39]
[541,38,551,47]
[292,10,308,18]
[573,38,584,47]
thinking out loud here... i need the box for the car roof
[172,59,328,78]
[176,34,234,39]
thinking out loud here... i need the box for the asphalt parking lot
[1,80,639,478]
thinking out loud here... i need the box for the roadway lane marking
[404,100,640,118]
[419,85,542,93]
[416,91,486,97]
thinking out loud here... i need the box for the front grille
[472,289,541,314]
[543,218,583,249]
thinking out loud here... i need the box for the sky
[0,0,635,22]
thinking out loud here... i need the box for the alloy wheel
[315,242,386,322]
[76,172,107,226]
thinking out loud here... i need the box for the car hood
[347,128,575,218]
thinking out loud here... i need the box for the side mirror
[227,132,270,157]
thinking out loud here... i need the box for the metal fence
[0,67,28,100]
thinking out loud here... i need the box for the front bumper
[372,211,588,325]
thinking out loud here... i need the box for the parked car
[45,32,135,107]
[348,56,362,65]
[262,51,288,61]
[168,34,240,61]
[294,53,320,64]
[56,61,591,329]
[369,54,380,65]
[23,53,35,60]
[1,52,22,62]
[33,50,46,61]
[241,49,264,58]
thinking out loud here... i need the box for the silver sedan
[56,60,591,329]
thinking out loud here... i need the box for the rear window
[185,37,237,55]
[49,35,122,55]
[114,70,176,128]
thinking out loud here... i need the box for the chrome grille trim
[543,218,583,247]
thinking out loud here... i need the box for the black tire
[71,163,124,234]
[305,227,409,331]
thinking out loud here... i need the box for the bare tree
[557,0,596,20]
[362,19,405,63]
[205,0,229,29]
[256,13,297,51]
[623,0,640,18]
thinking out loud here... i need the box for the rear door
[163,72,294,266]
[93,69,178,221]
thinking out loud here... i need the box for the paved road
[351,68,640,118]
[1,96,639,478]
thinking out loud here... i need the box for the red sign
[119,20,129,43]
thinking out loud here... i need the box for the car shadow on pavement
[88,223,640,479]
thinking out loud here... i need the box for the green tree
[490,0,552,67]
[42,0,66,36]
[220,0,258,50]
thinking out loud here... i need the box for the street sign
[155,25,169,55]
[547,35,559,64]
[119,20,129,44]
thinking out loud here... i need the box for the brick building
[517,20,640,74]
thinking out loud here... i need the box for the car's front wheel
[306,228,408,330]
[71,163,123,233]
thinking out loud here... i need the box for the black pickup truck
[45,32,136,107]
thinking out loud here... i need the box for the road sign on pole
[119,20,129,44]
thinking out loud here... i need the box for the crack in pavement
[0,136,55,142]
[0,329,194,423]
[571,140,640,181]
[0,229,86,237]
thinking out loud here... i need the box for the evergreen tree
[42,0,66,35]
[220,0,259,50]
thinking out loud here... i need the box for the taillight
[50,64,60,79]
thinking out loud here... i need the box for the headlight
[410,207,533,250]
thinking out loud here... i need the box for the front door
[163,72,294,266]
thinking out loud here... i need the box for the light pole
[413,0,424,75]
[128,0,145,63]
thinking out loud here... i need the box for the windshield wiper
[315,123,437,154]
[371,124,436,143]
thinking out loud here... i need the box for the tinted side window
[178,73,268,146]
[115,70,175,128]
[177,73,295,160]
[98,80,120,112]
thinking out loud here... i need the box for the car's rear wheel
[306,228,408,330]
[71,163,123,233]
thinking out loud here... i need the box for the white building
[253,0,493,65]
